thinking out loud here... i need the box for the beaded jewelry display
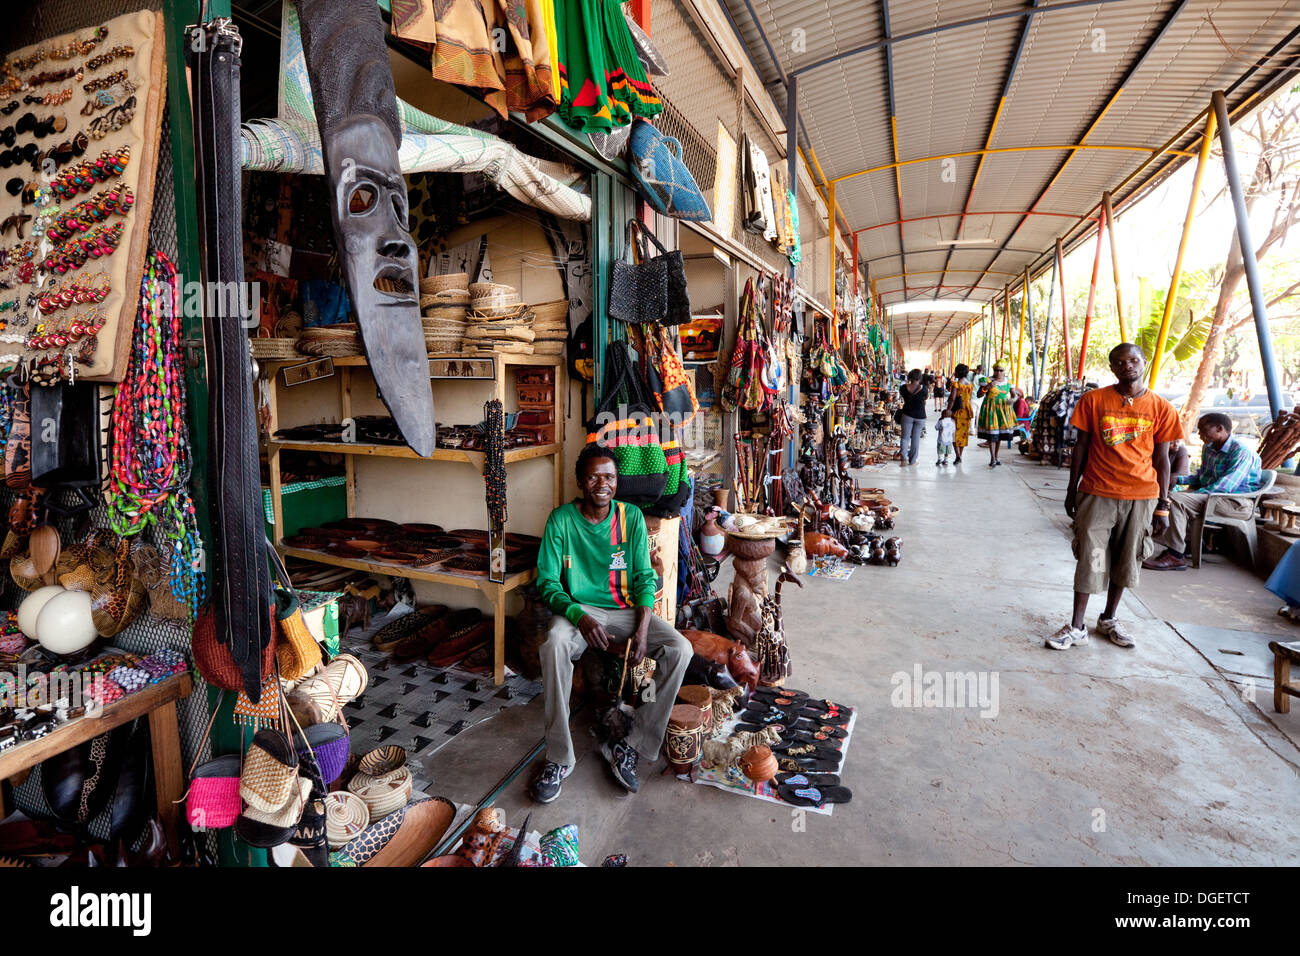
[83,69,128,94]
[106,251,205,616]
[41,221,124,273]
[49,145,129,198]
[35,271,108,314]
[80,78,134,114]
[483,399,507,524]
[25,307,105,350]
[85,46,134,72]
[88,96,136,139]
[46,182,132,242]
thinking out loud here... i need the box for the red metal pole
[1077,219,1105,379]
[1057,239,1072,380]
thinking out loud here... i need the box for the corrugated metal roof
[720,0,1300,349]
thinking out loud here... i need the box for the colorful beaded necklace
[106,250,205,616]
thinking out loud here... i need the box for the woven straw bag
[240,727,300,813]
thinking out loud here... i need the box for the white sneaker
[1045,624,1088,650]
[1097,616,1135,648]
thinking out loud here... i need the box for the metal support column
[1212,89,1285,423]
[1150,106,1216,387]
[1025,267,1039,398]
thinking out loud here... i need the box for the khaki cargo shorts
[1071,493,1158,594]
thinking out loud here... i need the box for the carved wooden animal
[701,738,743,770]
[730,726,781,751]
[804,532,847,558]
[727,556,766,646]
[681,629,760,692]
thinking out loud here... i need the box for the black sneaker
[529,761,570,804]
[600,738,640,793]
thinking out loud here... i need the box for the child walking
[936,409,957,466]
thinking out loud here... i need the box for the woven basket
[532,341,564,355]
[325,792,370,847]
[531,299,569,326]
[421,272,469,294]
[251,337,300,360]
[471,341,534,355]
[464,325,535,343]
[467,303,530,321]
[420,292,470,309]
[425,336,464,353]
[348,767,413,820]
[297,324,363,357]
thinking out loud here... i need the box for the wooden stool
[1280,507,1300,537]
[1259,499,1294,530]
[1267,640,1300,713]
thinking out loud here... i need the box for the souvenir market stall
[1,0,872,867]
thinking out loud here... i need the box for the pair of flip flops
[752,688,855,719]
[775,772,840,787]
[777,754,841,773]
[777,784,853,808]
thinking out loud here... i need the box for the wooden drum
[664,704,706,778]
[676,686,714,737]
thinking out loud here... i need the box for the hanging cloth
[555,0,662,132]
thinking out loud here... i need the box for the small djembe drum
[676,685,714,738]
[664,704,706,781]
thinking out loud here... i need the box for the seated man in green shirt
[529,444,692,803]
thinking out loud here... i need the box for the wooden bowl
[346,540,385,553]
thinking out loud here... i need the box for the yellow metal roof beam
[829,142,1193,185]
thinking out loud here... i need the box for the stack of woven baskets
[464,282,535,355]
[530,300,568,355]
[420,272,470,353]
[296,323,364,357]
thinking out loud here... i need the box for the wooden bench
[1267,640,1300,713]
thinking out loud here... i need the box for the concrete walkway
[422,453,1300,865]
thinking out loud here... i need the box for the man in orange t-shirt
[1045,343,1183,651]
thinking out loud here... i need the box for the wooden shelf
[260,352,564,369]
[263,343,565,685]
[281,547,536,593]
[269,440,560,466]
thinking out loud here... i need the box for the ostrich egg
[35,590,98,656]
[17,585,66,639]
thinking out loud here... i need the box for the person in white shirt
[936,409,957,467]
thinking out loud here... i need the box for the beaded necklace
[106,250,205,617]
[483,398,507,524]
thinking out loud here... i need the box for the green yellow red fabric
[556,0,662,132]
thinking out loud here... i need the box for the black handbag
[29,381,101,490]
[609,219,667,325]
[638,224,692,326]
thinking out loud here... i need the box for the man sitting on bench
[529,444,692,803]
[1143,412,1262,571]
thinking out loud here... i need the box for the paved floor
[420,453,1300,865]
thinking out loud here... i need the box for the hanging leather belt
[187,19,272,701]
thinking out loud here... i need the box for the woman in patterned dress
[946,364,974,464]
[977,364,1020,467]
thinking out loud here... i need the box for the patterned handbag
[585,340,670,505]
[629,118,712,221]
[609,220,667,325]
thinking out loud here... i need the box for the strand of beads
[106,250,204,617]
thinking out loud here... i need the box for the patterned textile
[949,380,974,450]
[1184,435,1262,494]
[977,381,1017,438]
[390,0,559,122]
[556,0,662,132]
[540,823,581,866]
[234,675,283,728]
